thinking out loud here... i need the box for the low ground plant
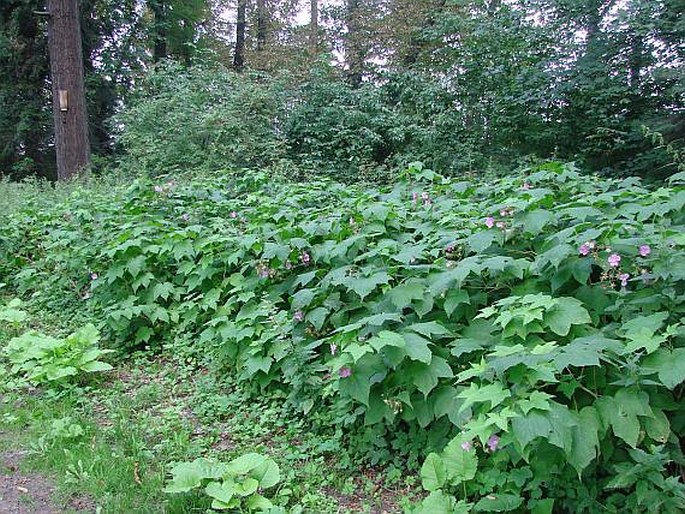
[1,161,684,511]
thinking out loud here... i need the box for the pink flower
[639,245,651,257]
[608,253,621,268]
[487,435,500,452]
[230,211,238,219]
[153,185,163,193]
[619,273,630,287]
[330,343,337,355]
[412,192,418,204]
[485,216,495,228]
[89,272,98,280]
[461,441,472,451]
[293,310,305,322]
[300,252,311,265]
[445,245,455,255]
[339,367,352,378]
[181,213,190,222]
[579,243,591,256]
[521,182,532,190]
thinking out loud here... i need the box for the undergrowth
[1,162,685,512]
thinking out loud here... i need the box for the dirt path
[0,448,92,514]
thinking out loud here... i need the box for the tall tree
[47,0,90,180]
[234,0,247,69]
[149,0,168,62]
[0,1,53,178]
[256,0,267,51]
[310,0,318,53]
[344,0,364,87]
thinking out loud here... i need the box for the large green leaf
[474,494,524,512]
[388,280,426,309]
[407,356,453,396]
[442,438,478,484]
[545,297,591,336]
[250,459,280,489]
[420,452,446,491]
[643,348,685,389]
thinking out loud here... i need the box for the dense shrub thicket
[2,162,685,512]
[115,64,684,184]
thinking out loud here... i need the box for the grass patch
[0,351,416,513]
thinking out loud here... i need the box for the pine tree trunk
[345,0,363,87]
[150,1,168,63]
[234,0,247,69]
[310,0,318,53]
[47,0,90,180]
[256,0,267,51]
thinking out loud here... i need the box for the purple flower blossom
[230,211,238,219]
[578,243,591,256]
[412,192,418,204]
[445,244,455,255]
[90,272,98,281]
[284,261,293,270]
[339,367,352,378]
[619,273,630,287]
[153,185,163,193]
[181,213,190,222]
[300,252,311,265]
[293,310,305,322]
[639,245,651,257]
[608,253,621,268]
[461,441,472,451]
[487,435,500,452]
[485,216,495,228]
[330,343,337,355]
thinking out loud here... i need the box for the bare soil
[0,448,93,514]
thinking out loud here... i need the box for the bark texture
[310,0,318,53]
[47,0,90,180]
[234,0,247,69]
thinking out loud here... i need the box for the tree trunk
[310,0,318,53]
[256,0,266,51]
[47,0,90,180]
[150,0,167,62]
[234,0,247,69]
[345,0,363,87]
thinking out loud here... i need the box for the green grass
[0,344,416,513]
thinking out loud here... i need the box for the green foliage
[0,297,28,325]
[115,63,285,176]
[1,160,685,510]
[2,323,113,388]
[164,454,281,511]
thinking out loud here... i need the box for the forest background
[1,0,683,184]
